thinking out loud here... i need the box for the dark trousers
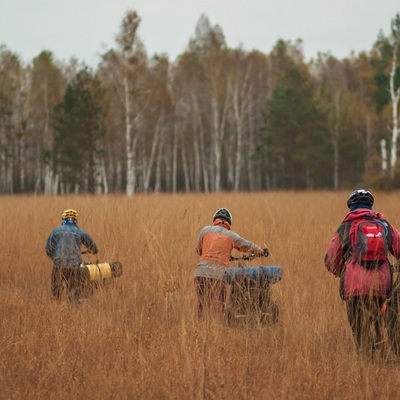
[194,276,226,321]
[51,267,87,301]
[346,296,385,353]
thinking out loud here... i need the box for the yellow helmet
[62,209,78,221]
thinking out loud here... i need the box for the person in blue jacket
[45,209,98,301]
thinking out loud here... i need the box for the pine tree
[54,68,105,193]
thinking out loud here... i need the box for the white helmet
[213,208,232,225]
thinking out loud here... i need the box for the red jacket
[324,208,400,298]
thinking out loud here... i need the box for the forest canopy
[0,10,399,195]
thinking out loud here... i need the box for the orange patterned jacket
[196,218,264,268]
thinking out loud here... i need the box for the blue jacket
[45,223,98,269]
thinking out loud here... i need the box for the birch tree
[188,14,229,192]
[228,51,254,191]
[140,55,172,193]
[28,51,64,194]
[388,14,400,179]
[316,54,346,190]
[104,10,148,196]
[172,51,210,192]
[246,51,271,191]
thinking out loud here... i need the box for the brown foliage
[1,192,400,399]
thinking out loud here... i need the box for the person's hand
[263,248,270,257]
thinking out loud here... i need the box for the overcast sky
[1,0,399,66]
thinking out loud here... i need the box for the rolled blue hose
[224,266,283,284]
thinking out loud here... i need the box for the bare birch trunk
[180,131,190,192]
[44,165,51,194]
[381,139,388,171]
[124,77,135,196]
[165,142,172,192]
[226,124,234,189]
[232,83,248,192]
[155,143,162,193]
[94,146,103,194]
[143,114,162,193]
[37,81,51,194]
[389,40,400,179]
[192,96,209,193]
[193,131,201,192]
[0,135,6,193]
[247,106,260,191]
[154,124,166,193]
[51,173,57,195]
[116,160,122,192]
[191,108,201,192]
[19,132,25,192]
[210,87,229,192]
[101,160,109,194]
[7,157,13,193]
[332,92,341,191]
[172,125,178,193]
[211,94,221,192]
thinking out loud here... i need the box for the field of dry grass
[1,191,400,399]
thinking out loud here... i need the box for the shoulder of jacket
[337,220,351,233]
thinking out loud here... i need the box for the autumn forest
[1,10,400,195]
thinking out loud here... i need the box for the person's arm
[389,224,400,259]
[45,232,55,259]
[232,232,265,256]
[196,229,204,256]
[324,230,345,277]
[81,231,98,254]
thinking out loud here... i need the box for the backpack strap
[382,219,393,251]
[371,218,393,252]
[337,221,352,262]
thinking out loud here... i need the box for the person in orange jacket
[195,208,269,320]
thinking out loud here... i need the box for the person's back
[194,208,268,320]
[46,221,98,269]
[197,223,263,269]
[45,209,98,301]
[324,189,400,354]
[324,190,400,298]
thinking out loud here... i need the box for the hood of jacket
[342,208,385,223]
[213,218,231,230]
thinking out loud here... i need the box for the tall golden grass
[1,191,400,399]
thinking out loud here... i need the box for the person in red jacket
[324,189,400,353]
[195,208,269,321]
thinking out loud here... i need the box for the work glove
[263,247,270,257]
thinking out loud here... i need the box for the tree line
[0,10,399,195]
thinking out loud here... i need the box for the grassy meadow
[1,191,400,399]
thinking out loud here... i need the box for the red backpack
[349,218,389,266]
